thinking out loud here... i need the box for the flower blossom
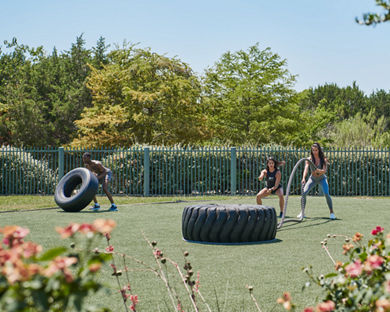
[384,280,390,294]
[44,256,78,282]
[0,226,30,247]
[129,295,138,311]
[345,260,363,278]
[365,255,384,271]
[105,245,114,253]
[376,298,390,312]
[372,226,384,236]
[56,223,80,239]
[352,232,363,242]
[342,243,354,255]
[93,219,116,235]
[277,292,293,310]
[316,300,335,311]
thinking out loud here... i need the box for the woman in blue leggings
[299,143,336,220]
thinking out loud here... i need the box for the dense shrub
[297,227,390,311]
[0,146,57,194]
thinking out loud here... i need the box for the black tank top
[266,168,280,189]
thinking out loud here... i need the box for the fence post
[144,147,150,196]
[231,147,237,195]
[58,147,64,181]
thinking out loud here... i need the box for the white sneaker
[297,211,304,219]
[330,213,336,220]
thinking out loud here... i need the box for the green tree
[0,39,48,145]
[72,44,208,146]
[327,110,390,148]
[202,43,315,146]
[301,82,368,121]
[0,35,103,146]
[356,0,390,25]
[367,89,390,123]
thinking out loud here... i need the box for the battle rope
[277,158,317,229]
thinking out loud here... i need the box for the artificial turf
[0,195,389,311]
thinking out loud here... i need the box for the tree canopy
[71,45,208,147]
[0,37,389,148]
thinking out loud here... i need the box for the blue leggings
[301,175,333,211]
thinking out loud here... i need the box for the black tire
[182,204,277,243]
[55,168,99,212]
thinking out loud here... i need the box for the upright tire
[182,204,277,243]
[55,168,99,212]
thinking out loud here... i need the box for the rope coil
[277,158,317,229]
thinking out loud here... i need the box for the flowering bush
[0,219,115,312]
[296,226,390,312]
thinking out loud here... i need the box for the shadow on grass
[277,216,341,232]
[183,238,282,246]
[0,207,59,213]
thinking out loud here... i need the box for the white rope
[277,158,317,229]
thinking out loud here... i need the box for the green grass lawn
[0,195,389,311]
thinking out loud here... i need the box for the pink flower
[376,298,390,311]
[277,292,293,310]
[153,249,162,258]
[20,241,42,258]
[78,223,95,235]
[353,232,363,242]
[385,280,390,294]
[371,226,384,236]
[195,271,200,292]
[44,256,78,282]
[105,245,114,253]
[0,226,30,247]
[316,300,335,311]
[129,295,138,311]
[56,223,80,239]
[93,219,116,234]
[130,295,138,304]
[120,286,130,301]
[342,243,354,255]
[366,255,384,270]
[304,308,314,312]
[177,303,184,312]
[345,260,362,278]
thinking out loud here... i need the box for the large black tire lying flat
[55,168,99,212]
[182,204,277,243]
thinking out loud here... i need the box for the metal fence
[1,146,389,196]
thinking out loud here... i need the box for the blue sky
[2,0,389,94]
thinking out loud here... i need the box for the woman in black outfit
[256,157,285,217]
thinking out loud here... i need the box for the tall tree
[202,43,314,146]
[301,82,368,121]
[0,36,96,146]
[72,45,208,146]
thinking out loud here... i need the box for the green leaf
[324,273,338,278]
[37,246,67,261]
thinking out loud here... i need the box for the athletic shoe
[297,211,305,219]
[90,203,100,211]
[109,204,118,212]
[330,213,336,220]
[279,212,283,218]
